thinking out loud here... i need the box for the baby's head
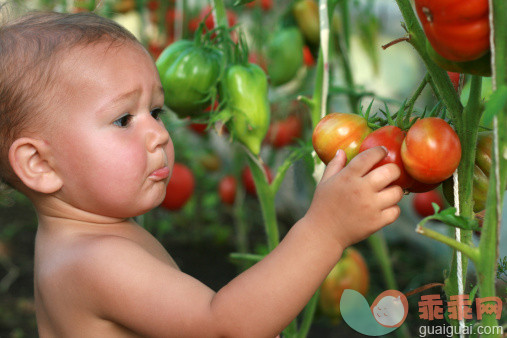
[0,11,174,218]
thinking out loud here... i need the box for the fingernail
[335,149,343,157]
[381,146,388,153]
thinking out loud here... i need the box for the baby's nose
[145,119,170,151]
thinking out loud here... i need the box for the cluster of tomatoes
[312,113,462,193]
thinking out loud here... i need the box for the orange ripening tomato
[312,113,371,164]
[319,247,369,320]
[414,0,490,62]
[401,117,461,184]
[160,163,195,211]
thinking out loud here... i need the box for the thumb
[321,149,347,182]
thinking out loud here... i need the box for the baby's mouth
[149,166,170,180]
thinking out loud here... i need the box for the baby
[0,11,403,337]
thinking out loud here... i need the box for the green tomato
[222,63,270,155]
[442,132,505,212]
[156,40,224,118]
[267,27,304,86]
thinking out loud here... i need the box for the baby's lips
[150,166,171,180]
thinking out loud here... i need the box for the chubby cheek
[58,132,149,214]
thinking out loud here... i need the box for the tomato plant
[312,113,371,164]
[358,126,414,189]
[156,40,224,118]
[219,176,237,205]
[188,5,237,33]
[442,132,506,212]
[160,163,195,211]
[414,0,490,62]
[242,164,273,196]
[265,115,303,148]
[412,190,445,217]
[319,247,369,319]
[401,117,461,184]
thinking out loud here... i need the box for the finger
[365,163,401,191]
[380,205,401,226]
[321,149,347,182]
[345,146,388,177]
[377,185,404,210]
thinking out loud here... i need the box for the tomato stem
[381,35,411,50]
[393,0,463,123]
[415,225,480,263]
[245,154,279,251]
[475,0,507,333]
[405,73,429,118]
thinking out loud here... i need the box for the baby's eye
[151,107,166,120]
[113,113,133,128]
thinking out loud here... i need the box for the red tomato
[414,0,490,62]
[319,247,370,319]
[265,115,303,148]
[407,180,440,193]
[312,113,371,165]
[219,176,237,205]
[160,163,195,210]
[302,45,315,67]
[189,5,237,32]
[412,190,444,217]
[401,117,461,184]
[189,123,207,135]
[242,164,273,196]
[358,126,414,189]
[248,52,268,73]
[146,0,159,11]
[246,0,273,10]
[148,42,164,60]
[447,71,460,92]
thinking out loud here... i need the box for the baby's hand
[305,147,403,250]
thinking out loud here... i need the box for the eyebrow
[97,85,164,114]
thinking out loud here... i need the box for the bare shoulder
[36,231,220,337]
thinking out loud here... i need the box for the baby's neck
[34,194,131,231]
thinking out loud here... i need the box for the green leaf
[424,206,481,231]
[482,85,507,126]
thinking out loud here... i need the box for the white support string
[318,0,330,119]
[452,170,465,338]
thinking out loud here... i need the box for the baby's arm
[75,147,402,337]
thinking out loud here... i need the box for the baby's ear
[8,137,63,194]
